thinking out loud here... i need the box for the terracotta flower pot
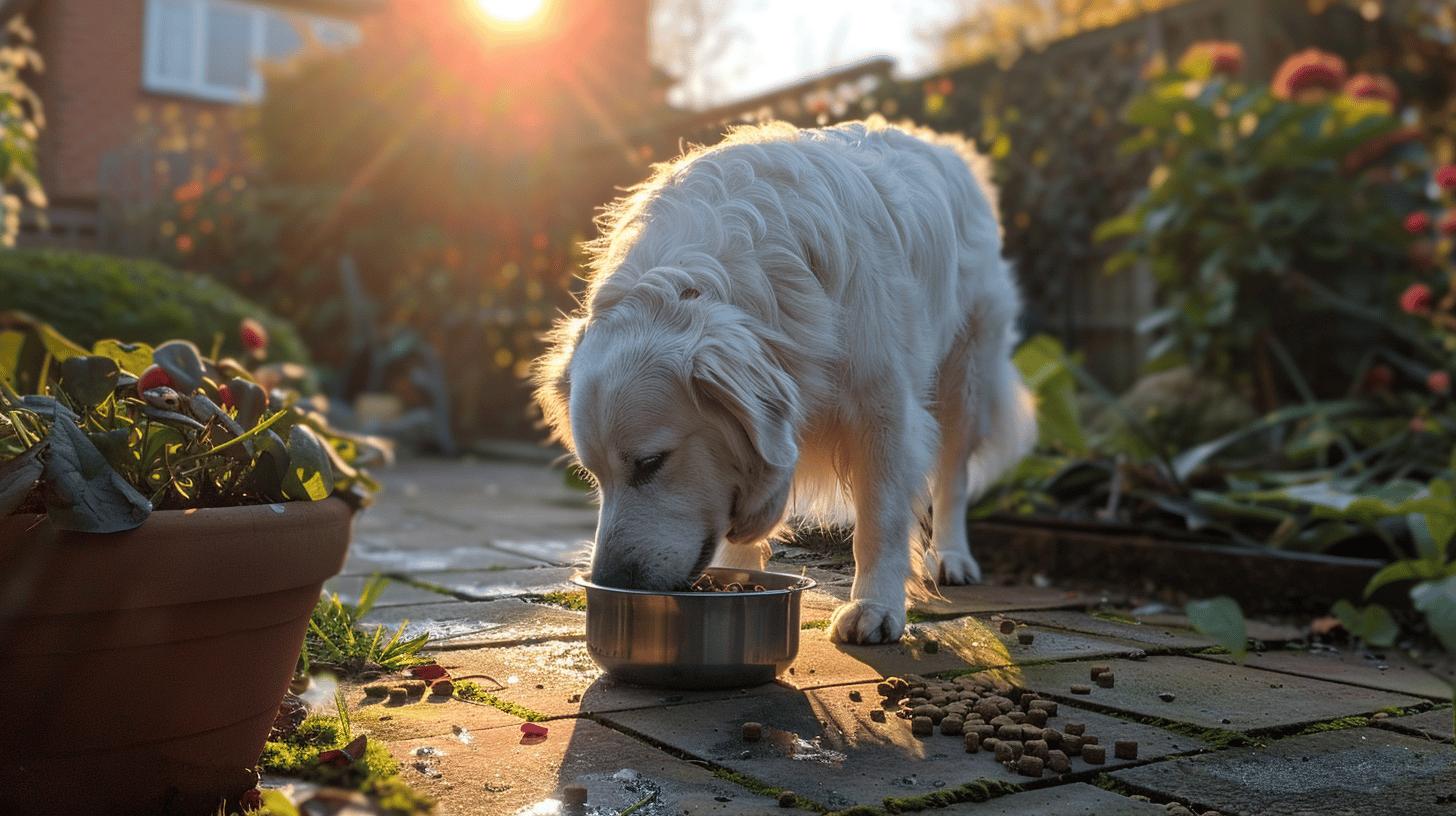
[0,498,354,814]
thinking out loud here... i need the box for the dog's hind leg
[928,325,983,585]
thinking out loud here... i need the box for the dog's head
[533,281,798,590]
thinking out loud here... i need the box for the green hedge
[0,249,307,363]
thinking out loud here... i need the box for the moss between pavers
[453,679,549,721]
[819,779,1021,815]
[802,619,830,630]
[535,590,588,611]
[1127,715,1252,750]
[259,714,433,815]
[392,575,466,599]
[1091,772,1134,795]
[1089,610,1140,625]
[711,767,826,812]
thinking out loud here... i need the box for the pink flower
[1343,73,1399,106]
[1437,165,1456,191]
[1400,283,1434,315]
[1272,49,1347,100]
[239,317,269,353]
[1428,370,1451,395]
[1180,41,1244,77]
[1405,211,1432,234]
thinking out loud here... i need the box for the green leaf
[1331,600,1398,647]
[1185,596,1247,659]
[35,321,88,362]
[1364,559,1443,597]
[226,376,268,429]
[1013,335,1086,453]
[58,355,119,407]
[40,417,150,533]
[151,339,206,393]
[1411,576,1456,654]
[283,424,334,502]
[0,443,43,515]
[0,329,24,383]
[90,339,153,377]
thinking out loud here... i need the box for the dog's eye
[629,453,668,487]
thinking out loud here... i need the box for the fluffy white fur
[533,117,1036,644]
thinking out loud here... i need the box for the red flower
[137,364,172,394]
[217,383,234,409]
[1405,211,1431,234]
[1440,211,1456,236]
[1428,370,1451,395]
[1363,364,1394,393]
[1180,41,1244,77]
[1400,283,1434,315]
[1272,49,1347,100]
[1438,165,1456,191]
[1343,73,1399,106]
[1343,126,1420,173]
[240,318,269,353]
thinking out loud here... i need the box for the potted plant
[0,311,388,814]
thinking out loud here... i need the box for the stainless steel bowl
[572,567,816,689]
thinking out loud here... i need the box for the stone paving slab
[1195,648,1453,701]
[1374,707,1455,742]
[781,620,1146,691]
[430,641,794,719]
[343,535,548,576]
[801,570,1093,618]
[362,599,584,647]
[1013,611,1216,651]
[600,679,1208,811]
[388,709,807,815]
[936,783,1166,815]
[322,574,457,607]
[346,689,522,741]
[1137,612,1302,643]
[403,566,577,601]
[1112,727,1456,816]
[1002,656,1425,734]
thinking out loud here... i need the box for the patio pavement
[322,455,1455,816]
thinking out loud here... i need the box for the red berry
[1437,165,1456,191]
[240,318,269,352]
[217,383,235,408]
[1428,370,1451,396]
[1404,211,1431,234]
[1400,283,1434,315]
[137,364,173,394]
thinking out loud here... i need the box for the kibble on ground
[1115,739,1138,759]
[1082,743,1106,764]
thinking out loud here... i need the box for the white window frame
[142,0,357,104]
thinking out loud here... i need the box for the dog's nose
[590,555,645,589]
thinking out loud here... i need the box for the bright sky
[663,0,965,108]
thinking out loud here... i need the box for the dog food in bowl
[573,567,816,689]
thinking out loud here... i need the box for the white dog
[534,117,1036,644]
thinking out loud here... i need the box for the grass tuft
[259,714,432,815]
[536,590,587,611]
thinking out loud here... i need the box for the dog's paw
[929,548,982,586]
[829,599,906,644]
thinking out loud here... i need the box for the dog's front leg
[830,402,931,644]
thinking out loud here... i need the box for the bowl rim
[570,567,817,597]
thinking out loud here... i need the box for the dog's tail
[967,344,1038,503]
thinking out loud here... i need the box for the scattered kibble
[1047,749,1069,773]
[1017,630,1035,645]
[1158,691,1177,702]
[778,791,797,808]
[401,679,427,697]
[1029,699,1058,716]
[1096,671,1115,688]
[849,690,862,702]
[1090,665,1110,681]
[363,684,389,699]
[563,784,588,806]
[963,732,980,753]
[1000,619,1016,634]
[1071,684,1092,694]
[1064,722,1086,736]
[1062,735,1083,756]
[1115,739,1138,759]
[1042,727,1062,747]
[940,716,963,736]
[742,722,763,742]
[911,716,934,736]
[994,741,1017,762]
[1025,739,1049,758]
[430,679,454,697]
[1082,744,1106,764]
[1016,754,1044,777]
[870,709,886,723]
[387,687,408,705]
[1027,709,1048,727]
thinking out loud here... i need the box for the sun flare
[474,0,547,26]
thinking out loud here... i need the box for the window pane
[203,2,253,91]
[263,12,302,61]
[152,0,195,82]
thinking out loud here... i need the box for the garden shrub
[0,249,306,363]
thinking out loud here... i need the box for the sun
[474,0,548,27]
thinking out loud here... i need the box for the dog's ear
[531,316,588,451]
[690,318,798,471]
